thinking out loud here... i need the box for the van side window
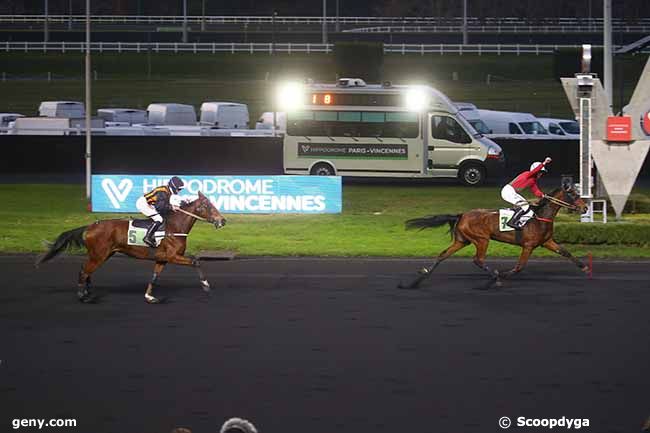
[508,123,522,134]
[286,110,418,138]
[431,115,471,144]
[548,123,565,135]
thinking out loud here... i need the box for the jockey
[501,157,552,229]
[135,176,187,247]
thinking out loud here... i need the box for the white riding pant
[500,184,530,212]
[136,196,163,223]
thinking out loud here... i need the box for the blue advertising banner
[92,175,342,214]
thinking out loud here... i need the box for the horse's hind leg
[399,239,468,289]
[144,261,167,304]
[78,256,106,302]
[472,239,498,278]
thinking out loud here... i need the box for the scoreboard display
[309,93,402,107]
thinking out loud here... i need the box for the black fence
[1,135,648,182]
[0,135,284,175]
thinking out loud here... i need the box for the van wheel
[310,163,335,176]
[458,163,485,186]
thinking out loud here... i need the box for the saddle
[130,218,166,231]
[498,208,535,232]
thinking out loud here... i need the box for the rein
[176,207,208,222]
[543,194,579,211]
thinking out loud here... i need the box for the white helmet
[530,161,547,172]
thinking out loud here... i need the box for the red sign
[606,116,632,142]
[642,111,650,136]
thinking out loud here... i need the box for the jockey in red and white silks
[500,157,552,229]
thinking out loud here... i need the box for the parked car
[538,118,580,138]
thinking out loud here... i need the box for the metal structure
[563,55,650,220]
[85,0,91,199]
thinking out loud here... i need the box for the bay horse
[400,181,590,289]
[36,191,226,303]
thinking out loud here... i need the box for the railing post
[137,42,140,53]
[516,43,520,56]
[118,41,122,53]
[288,42,291,55]
[250,42,253,54]
[231,42,234,54]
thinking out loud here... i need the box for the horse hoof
[144,295,161,304]
[493,280,503,288]
[200,280,211,292]
[419,267,429,275]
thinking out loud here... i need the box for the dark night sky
[1,0,648,20]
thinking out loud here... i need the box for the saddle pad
[127,221,166,247]
[498,209,516,232]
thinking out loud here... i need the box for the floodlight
[276,82,305,111]
[405,87,430,112]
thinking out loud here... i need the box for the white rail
[3,42,637,56]
[0,14,648,32]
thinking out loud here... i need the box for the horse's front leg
[144,261,167,304]
[499,246,534,280]
[542,239,589,273]
[166,254,211,293]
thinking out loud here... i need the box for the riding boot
[506,208,526,230]
[144,221,162,248]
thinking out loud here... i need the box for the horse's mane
[180,195,203,210]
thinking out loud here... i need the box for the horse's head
[557,179,589,214]
[191,191,226,229]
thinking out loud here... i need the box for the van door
[428,113,474,175]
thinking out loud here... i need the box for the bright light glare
[405,87,430,112]
[276,82,305,111]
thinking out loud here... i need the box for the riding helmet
[168,176,185,194]
[530,162,547,172]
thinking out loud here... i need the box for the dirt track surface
[1,255,649,433]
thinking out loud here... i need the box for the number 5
[128,230,136,244]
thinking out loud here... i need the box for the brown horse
[400,181,589,289]
[36,191,226,303]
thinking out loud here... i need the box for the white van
[38,101,85,118]
[147,103,197,126]
[477,109,549,138]
[454,102,492,135]
[538,118,580,138]
[97,108,148,125]
[255,112,287,131]
[199,102,249,129]
[282,79,505,186]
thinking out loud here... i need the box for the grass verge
[2,183,649,258]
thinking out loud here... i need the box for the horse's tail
[35,226,87,267]
[405,214,461,238]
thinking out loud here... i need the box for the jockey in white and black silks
[500,157,552,229]
[135,176,187,247]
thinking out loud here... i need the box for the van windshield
[559,121,580,134]
[519,121,548,135]
[469,119,491,135]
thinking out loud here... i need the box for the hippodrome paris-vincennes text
[143,178,327,212]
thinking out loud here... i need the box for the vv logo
[101,178,133,209]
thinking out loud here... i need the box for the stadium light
[405,87,430,112]
[276,82,305,111]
